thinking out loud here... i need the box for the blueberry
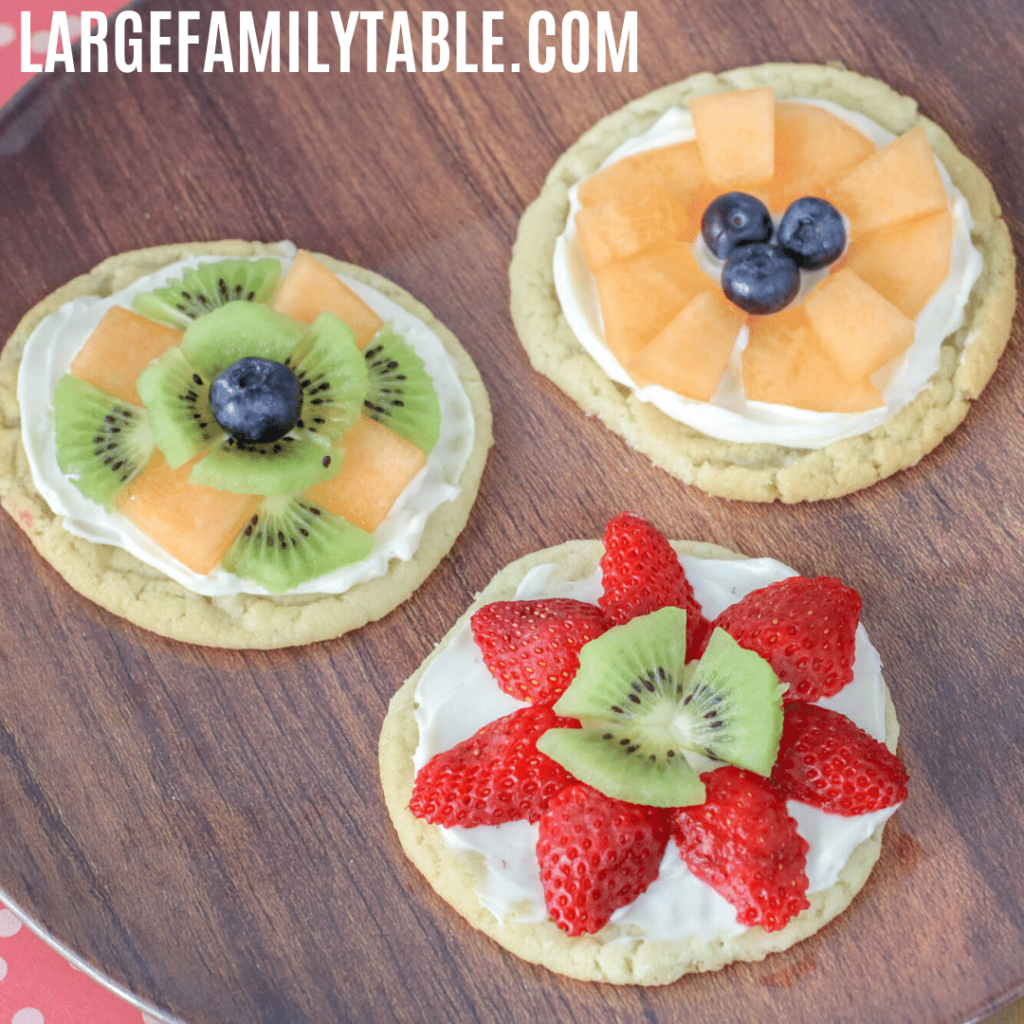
[721,243,800,315]
[701,192,773,260]
[777,197,846,269]
[210,357,303,444]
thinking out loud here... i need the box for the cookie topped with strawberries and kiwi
[0,240,491,648]
[379,514,907,984]
[510,63,1015,502]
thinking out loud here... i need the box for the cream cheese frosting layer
[18,242,476,597]
[412,553,899,942]
[553,100,983,450]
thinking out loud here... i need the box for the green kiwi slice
[136,348,221,468]
[179,302,305,381]
[363,326,440,454]
[53,375,155,509]
[285,312,367,448]
[221,494,373,593]
[538,610,785,808]
[189,435,343,495]
[132,258,281,329]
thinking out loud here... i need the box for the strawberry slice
[537,783,670,936]
[410,705,579,828]
[599,512,711,654]
[771,701,908,815]
[672,766,810,932]
[471,598,611,705]
[713,575,861,702]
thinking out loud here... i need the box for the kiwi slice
[285,312,367,448]
[53,375,155,509]
[189,434,343,495]
[132,258,280,329]
[538,611,785,808]
[222,494,373,593]
[180,302,304,381]
[363,326,440,454]
[136,347,221,468]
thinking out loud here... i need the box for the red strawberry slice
[409,705,579,828]
[771,701,908,815]
[537,783,670,936]
[713,575,861,702]
[599,512,711,654]
[471,598,611,705]
[672,766,810,933]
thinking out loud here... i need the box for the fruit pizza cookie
[380,513,908,983]
[510,63,1016,501]
[0,241,491,647]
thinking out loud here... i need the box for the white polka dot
[0,955,6,980]
[30,30,49,54]
[13,1010,44,1024]
[0,23,15,47]
[0,910,21,937]
[142,1015,163,1024]
[67,16,81,38]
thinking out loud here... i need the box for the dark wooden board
[0,1,1022,1022]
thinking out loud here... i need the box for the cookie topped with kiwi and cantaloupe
[0,241,490,648]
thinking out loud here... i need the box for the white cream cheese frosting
[553,99,983,450]
[18,241,476,597]
[412,552,900,942]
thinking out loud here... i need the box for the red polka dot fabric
[0,1,126,111]
[0,903,155,1024]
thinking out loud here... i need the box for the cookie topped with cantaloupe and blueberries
[510,63,1016,502]
[0,241,491,648]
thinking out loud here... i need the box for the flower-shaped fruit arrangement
[53,251,440,592]
[575,85,955,413]
[410,513,908,936]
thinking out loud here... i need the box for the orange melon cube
[803,269,915,381]
[577,141,714,239]
[626,289,745,401]
[70,306,182,406]
[575,185,692,271]
[838,210,953,319]
[689,86,774,188]
[304,416,426,533]
[742,306,884,413]
[766,102,877,210]
[594,242,710,364]
[828,124,947,235]
[272,250,384,349]
[117,452,261,576]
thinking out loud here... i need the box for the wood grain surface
[0,2,1022,1022]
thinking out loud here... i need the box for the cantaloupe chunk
[828,124,947,235]
[838,210,953,319]
[689,86,774,188]
[575,185,692,271]
[272,250,384,349]
[742,306,884,413]
[766,102,877,210]
[577,141,714,239]
[626,289,744,401]
[803,269,915,382]
[70,306,182,406]
[303,416,426,533]
[117,452,261,575]
[595,242,710,364]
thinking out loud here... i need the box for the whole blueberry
[701,192,774,260]
[210,357,303,444]
[721,243,800,315]
[777,197,846,270]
